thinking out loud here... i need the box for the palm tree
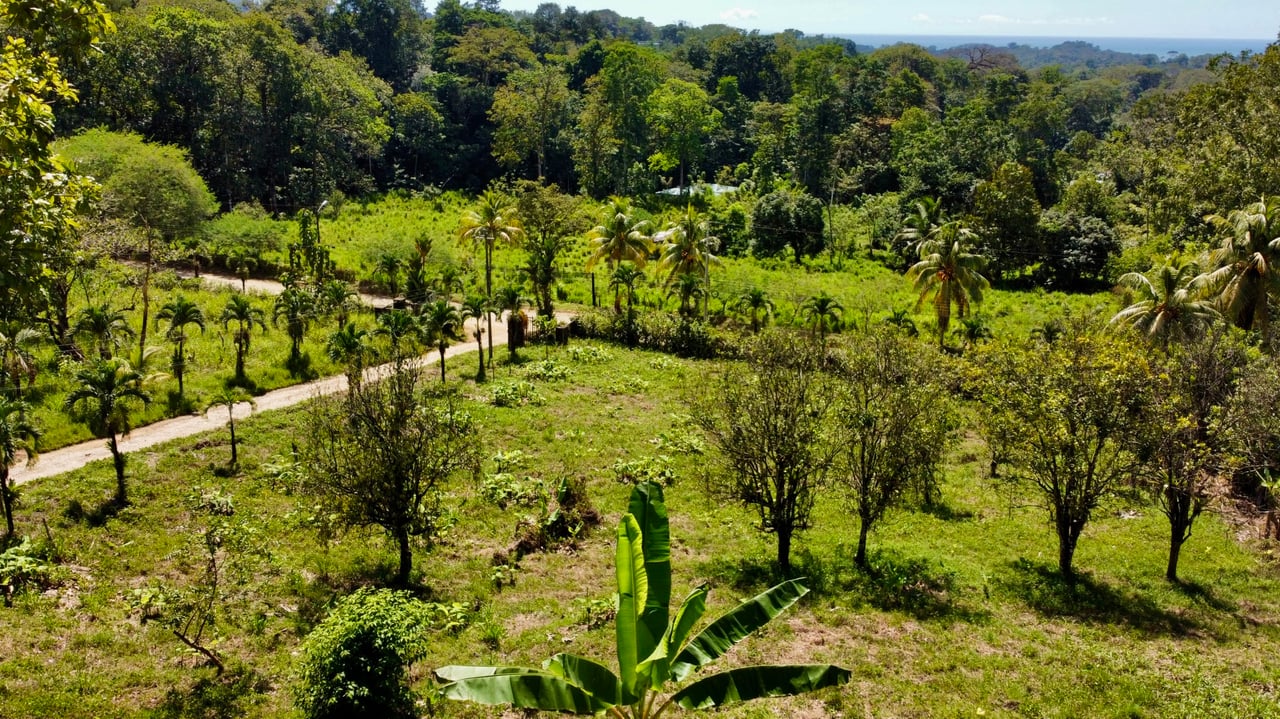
[207,387,255,472]
[461,296,489,382]
[1030,317,1065,345]
[0,399,39,542]
[0,323,41,398]
[1196,196,1280,335]
[906,222,990,347]
[73,303,135,360]
[459,190,524,366]
[585,197,653,312]
[318,279,360,327]
[1113,256,1221,349]
[374,254,405,296]
[273,287,316,370]
[437,264,467,299]
[494,286,526,361]
[952,315,994,351]
[669,272,706,317]
[63,359,151,505]
[893,196,944,261]
[882,309,919,337]
[223,245,259,293]
[325,323,373,389]
[658,206,720,314]
[220,295,267,384]
[420,299,463,383]
[609,265,645,315]
[801,292,844,343]
[733,288,775,334]
[375,309,420,363]
[156,295,206,399]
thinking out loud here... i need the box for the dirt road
[12,269,569,485]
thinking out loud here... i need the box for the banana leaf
[438,669,610,714]
[670,578,808,682]
[615,513,647,701]
[543,653,623,706]
[671,664,852,710]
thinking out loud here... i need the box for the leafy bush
[295,588,438,719]
[522,359,570,381]
[480,472,546,509]
[567,344,613,364]
[0,539,59,598]
[610,456,677,487]
[489,381,544,407]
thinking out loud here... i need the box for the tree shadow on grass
[1171,578,1237,613]
[999,558,1206,637]
[917,500,976,522]
[149,664,269,719]
[286,554,436,636]
[63,496,127,528]
[699,548,989,624]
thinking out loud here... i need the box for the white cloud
[720,7,759,22]
[975,13,1111,26]
[911,13,932,23]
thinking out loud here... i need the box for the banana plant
[436,482,850,717]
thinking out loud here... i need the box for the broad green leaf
[615,513,646,701]
[543,653,622,706]
[440,672,610,713]
[670,578,808,682]
[435,665,544,682]
[665,584,709,663]
[671,664,852,710]
[629,481,671,662]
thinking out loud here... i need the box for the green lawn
[3,341,1277,718]
[23,263,375,450]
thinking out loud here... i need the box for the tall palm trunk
[475,330,485,382]
[439,345,447,383]
[109,432,127,505]
[0,467,14,542]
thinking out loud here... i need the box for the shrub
[0,539,59,599]
[295,588,437,719]
[522,359,570,381]
[610,456,677,487]
[567,344,613,364]
[490,380,544,407]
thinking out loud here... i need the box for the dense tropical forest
[6,0,1280,716]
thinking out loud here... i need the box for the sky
[497,0,1279,39]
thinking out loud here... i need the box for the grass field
[19,262,376,450]
[4,341,1278,718]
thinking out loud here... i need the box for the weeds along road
[12,269,571,485]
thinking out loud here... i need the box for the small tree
[0,399,40,542]
[220,295,267,385]
[207,388,255,472]
[420,299,463,383]
[325,323,373,389]
[461,295,489,382]
[63,359,152,506]
[1140,333,1245,581]
[375,309,421,365]
[73,303,134,361]
[301,367,479,585]
[274,286,316,372]
[156,294,206,399]
[800,292,844,343]
[830,331,957,567]
[693,331,839,574]
[976,322,1152,576]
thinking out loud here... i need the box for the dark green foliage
[1035,209,1120,288]
[295,588,435,719]
[751,189,826,262]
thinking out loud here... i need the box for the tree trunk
[1056,524,1077,577]
[776,528,793,576]
[439,346,447,383]
[228,409,238,469]
[855,520,870,569]
[109,433,127,505]
[476,333,485,382]
[396,528,413,586]
[139,245,153,367]
[485,245,494,366]
[1166,527,1184,582]
[0,467,13,543]
[486,315,494,370]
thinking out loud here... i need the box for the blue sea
[836,34,1271,57]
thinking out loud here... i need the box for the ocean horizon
[834,33,1272,57]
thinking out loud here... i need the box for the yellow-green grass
[3,341,1278,718]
